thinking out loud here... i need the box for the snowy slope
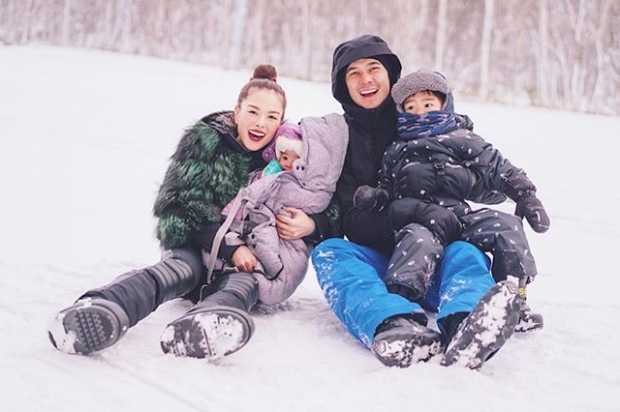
[0,46,619,412]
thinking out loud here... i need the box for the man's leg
[425,241,495,323]
[312,238,422,346]
[312,239,441,367]
[424,241,519,369]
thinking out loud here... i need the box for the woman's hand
[231,245,258,272]
[276,206,315,240]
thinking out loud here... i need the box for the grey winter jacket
[214,114,349,305]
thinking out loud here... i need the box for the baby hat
[274,123,303,160]
[262,123,302,162]
[391,70,451,113]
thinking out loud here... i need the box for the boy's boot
[160,272,258,360]
[440,280,520,370]
[47,249,202,355]
[371,313,442,368]
[47,298,130,355]
[515,282,544,332]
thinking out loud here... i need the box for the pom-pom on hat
[391,71,451,113]
[262,123,303,162]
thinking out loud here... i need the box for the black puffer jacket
[379,127,515,217]
[330,35,486,253]
[330,35,402,252]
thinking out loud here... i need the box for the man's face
[344,58,390,109]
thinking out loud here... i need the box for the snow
[1,45,619,412]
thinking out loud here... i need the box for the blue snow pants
[311,239,495,347]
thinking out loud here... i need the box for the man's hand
[276,206,316,240]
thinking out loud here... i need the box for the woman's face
[234,88,284,152]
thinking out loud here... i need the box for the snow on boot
[160,306,254,360]
[515,287,544,332]
[160,271,257,360]
[371,315,442,368]
[440,280,520,370]
[47,298,129,355]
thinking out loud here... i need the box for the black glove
[515,196,550,233]
[505,174,550,233]
[504,173,537,201]
[388,197,462,244]
[394,164,436,198]
[353,185,390,211]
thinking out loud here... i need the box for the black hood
[331,34,402,106]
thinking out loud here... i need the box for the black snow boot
[160,271,258,360]
[440,280,520,370]
[47,298,130,355]
[515,286,544,332]
[371,313,442,368]
[47,248,204,355]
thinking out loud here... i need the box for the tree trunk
[479,0,494,100]
[227,0,247,70]
[435,0,448,71]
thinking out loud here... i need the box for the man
[311,34,521,369]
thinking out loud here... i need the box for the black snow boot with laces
[440,280,520,370]
[371,313,442,368]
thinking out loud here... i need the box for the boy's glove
[388,197,462,244]
[353,185,390,212]
[504,174,550,233]
[515,197,550,233]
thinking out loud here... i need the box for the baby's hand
[231,245,258,273]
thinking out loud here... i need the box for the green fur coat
[153,111,265,250]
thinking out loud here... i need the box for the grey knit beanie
[391,71,451,113]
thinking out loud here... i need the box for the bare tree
[1,0,618,115]
[537,0,550,106]
[479,0,494,100]
[434,0,448,71]
[227,0,247,69]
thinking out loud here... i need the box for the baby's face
[403,90,442,115]
[279,150,301,171]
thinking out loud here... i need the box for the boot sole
[160,306,254,360]
[371,327,442,368]
[515,313,544,333]
[441,280,520,370]
[47,299,126,355]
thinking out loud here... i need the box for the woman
[48,65,297,360]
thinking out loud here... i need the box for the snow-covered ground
[1,46,619,412]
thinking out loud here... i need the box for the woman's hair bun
[252,64,277,82]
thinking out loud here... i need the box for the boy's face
[403,91,443,115]
[344,58,390,109]
[279,150,301,171]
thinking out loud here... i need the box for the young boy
[354,70,550,332]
